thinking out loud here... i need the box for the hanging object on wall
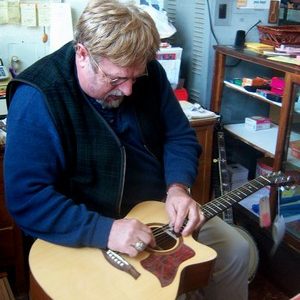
[42,27,48,43]
[268,0,280,23]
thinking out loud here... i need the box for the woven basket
[257,25,300,47]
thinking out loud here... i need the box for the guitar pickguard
[140,243,195,287]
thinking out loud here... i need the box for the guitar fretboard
[202,175,271,220]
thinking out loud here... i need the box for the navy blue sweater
[4,73,201,249]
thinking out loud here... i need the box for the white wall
[0,1,87,71]
[0,0,164,71]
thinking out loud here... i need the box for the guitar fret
[203,210,215,218]
[234,190,248,197]
[225,194,240,202]
[217,201,228,208]
[257,177,271,187]
[206,205,219,214]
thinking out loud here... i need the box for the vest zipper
[133,109,160,162]
[118,146,126,216]
[85,98,126,217]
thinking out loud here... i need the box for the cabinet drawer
[0,227,15,261]
[0,198,13,228]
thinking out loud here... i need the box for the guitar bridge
[102,249,141,280]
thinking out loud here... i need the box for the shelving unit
[210,45,300,215]
[210,45,300,295]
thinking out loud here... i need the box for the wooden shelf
[213,45,300,75]
[224,123,300,158]
[224,123,278,157]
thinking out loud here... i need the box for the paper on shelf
[267,56,300,66]
[179,101,218,120]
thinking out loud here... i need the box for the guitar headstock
[263,171,295,189]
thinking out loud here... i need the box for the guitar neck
[202,175,270,220]
[217,131,231,195]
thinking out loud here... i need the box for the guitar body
[29,201,217,300]
[29,173,292,299]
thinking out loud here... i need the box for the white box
[156,47,182,60]
[156,47,182,87]
[227,163,249,183]
[245,116,271,131]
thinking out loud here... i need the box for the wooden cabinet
[210,45,300,295]
[210,45,300,238]
[190,118,217,205]
[0,149,27,296]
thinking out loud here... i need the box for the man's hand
[165,184,205,236]
[107,218,155,257]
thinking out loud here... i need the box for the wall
[0,0,87,71]
[1,0,271,108]
[0,0,163,71]
[164,0,271,108]
[206,3,271,108]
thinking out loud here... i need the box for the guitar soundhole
[148,225,179,252]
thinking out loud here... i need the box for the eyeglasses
[88,52,148,87]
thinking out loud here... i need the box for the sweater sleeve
[157,63,202,187]
[4,84,114,248]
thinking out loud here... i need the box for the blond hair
[74,0,160,67]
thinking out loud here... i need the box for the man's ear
[76,43,89,65]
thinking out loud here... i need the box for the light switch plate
[215,0,232,26]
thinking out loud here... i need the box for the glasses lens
[110,78,128,86]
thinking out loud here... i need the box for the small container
[256,157,274,189]
[257,25,300,47]
[290,140,300,159]
[270,77,285,96]
[245,116,271,131]
[256,157,274,177]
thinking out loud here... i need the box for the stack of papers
[245,42,274,53]
[267,56,300,66]
[179,101,218,120]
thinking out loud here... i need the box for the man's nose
[118,79,134,96]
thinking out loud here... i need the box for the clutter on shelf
[227,75,285,103]
[179,101,218,120]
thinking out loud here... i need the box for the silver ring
[134,240,146,252]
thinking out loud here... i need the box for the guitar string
[149,180,264,246]
[148,175,286,246]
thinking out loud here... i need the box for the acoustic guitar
[29,173,293,300]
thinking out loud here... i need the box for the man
[4,0,249,299]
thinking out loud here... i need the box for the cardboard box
[245,116,271,131]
